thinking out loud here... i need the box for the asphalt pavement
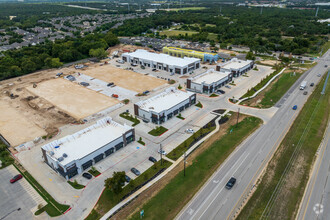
[176,50,330,220]
[297,120,330,220]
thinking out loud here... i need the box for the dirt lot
[0,100,47,147]
[80,64,166,93]
[27,78,119,120]
[258,60,279,66]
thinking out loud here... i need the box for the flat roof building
[134,87,196,124]
[122,49,200,75]
[216,58,254,77]
[41,117,134,180]
[187,69,232,94]
[163,47,219,63]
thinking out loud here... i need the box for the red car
[10,174,23,183]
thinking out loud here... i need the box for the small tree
[104,171,126,194]
[178,84,182,90]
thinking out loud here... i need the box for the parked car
[125,175,131,182]
[224,85,231,89]
[303,91,308,95]
[225,177,236,189]
[152,68,157,72]
[107,82,114,87]
[310,83,314,87]
[82,172,92,179]
[149,156,157,163]
[217,89,225,94]
[292,105,298,110]
[186,128,194,134]
[131,168,140,176]
[143,90,150,95]
[142,119,149,123]
[158,149,167,155]
[317,74,321,77]
[10,174,23,183]
[80,82,89,87]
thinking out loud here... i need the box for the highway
[176,50,330,220]
[297,121,330,220]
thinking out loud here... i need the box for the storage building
[187,69,232,94]
[122,49,200,75]
[41,117,134,180]
[216,58,254,77]
[163,47,219,63]
[134,87,196,124]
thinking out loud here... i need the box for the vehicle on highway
[125,175,131,182]
[131,168,140,176]
[225,177,236,189]
[158,149,167,155]
[292,105,298,110]
[186,128,194,134]
[325,65,328,68]
[10,174,23,183]
[217,89,225,94]
[149,156,157,163]
[300,81,307,90]
[317,74,321,77]
[303,91,308,95]
[82,173,93,179]
[310,83,314,87]
[225,85,231,89]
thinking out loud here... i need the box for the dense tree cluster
[0,31,119,80]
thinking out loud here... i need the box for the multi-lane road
[297,121,330,220]
[176,50,330,220]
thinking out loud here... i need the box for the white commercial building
[122,49,200,75]
[216,58,254,77]
[41,117,134,180]
[187,69,232,94]
[134,87,196,124]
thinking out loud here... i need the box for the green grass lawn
[67,180,85,189]
[14,164,70,217]
[87,160,172,219]
[88,167,101,177]
[195,101,203,108]
[129,116,262,220]
[209,93,219,97]
[167,122,217,161]
[0,142,14,169]
[238,72,330,219]
[119,112,140,126]
[148,126,168,136]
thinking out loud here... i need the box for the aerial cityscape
[0,0,329,220]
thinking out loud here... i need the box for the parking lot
[0,165,46,220]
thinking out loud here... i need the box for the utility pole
[315,7,319,17]
[220,6,222,14]
[236,108,240,127]
[160,144,163,166]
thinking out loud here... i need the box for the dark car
[310,83,314,87]
[143,90,150,95]
[82,172,93,179]
[292,105,298,110]
[149,156,157,163]
[10,174,23,183]
[217,89,225,94]
[125,175,131,183]
[303,91,308,95]
[107,82,114,87]
[80,82,90,87]
[152,68,157,71]
[131,168,140,176]
[225,177,236,189]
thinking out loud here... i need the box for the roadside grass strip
[86,160,172,219]
[237,73,329,219]
[67,180,85,189]
[13,164,70,217]
[148,126,168,136]
[128,116,262,220]
[119,112,140,126]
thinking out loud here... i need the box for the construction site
[0,47,168,149]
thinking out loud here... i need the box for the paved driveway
[0,165,46,220]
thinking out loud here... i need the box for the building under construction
[162,47,219,63]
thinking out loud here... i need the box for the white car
[158,150,167,155]
[186,128,194,134]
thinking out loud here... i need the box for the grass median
[86,159,172,219]
[128,116,262,220]
[237,72,329,219]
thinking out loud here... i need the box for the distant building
[41,117,134,180]
[216,58,254,77]
[134,87,196,124]
[163,47,219,63]
[122,49,200,75]
[187,69,232,94]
